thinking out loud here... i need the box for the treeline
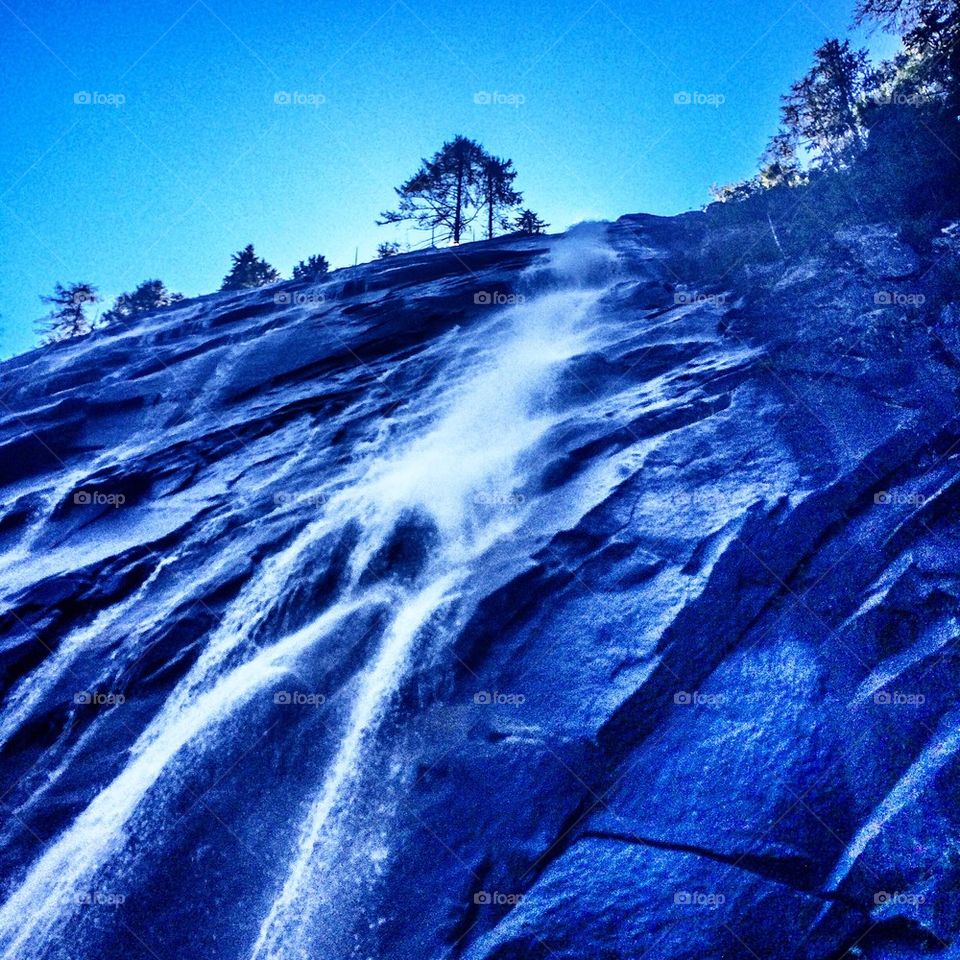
[36,280,182,344]
[710,0,959,237]
[35,246,329,343]
[36,135,547,344]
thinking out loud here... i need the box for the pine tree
[377,242,401,259]
[478,155,522,239]
[291,255,330,281]
[514,209,549,235]
[220,245,281,291]
[378,136,486,245]
[36,283,100,343]
[102,279,183,324]
[856,0,960,116]
[781,39,870,169]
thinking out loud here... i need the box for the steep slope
[0,215,957,960]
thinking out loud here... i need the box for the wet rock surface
[836,225,920,280]
[0,215,958,960]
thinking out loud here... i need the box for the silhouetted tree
[292,255,330,281]
[220,245,281,291]
[478,155,522,239]
[781,39,870,168]
[102,279,183,324]
[857,0,960,114]
[377,241,401,258]
[379,135,486,245]
[514,209,549,235]
[36,282,100,343]
[757,131,804,188]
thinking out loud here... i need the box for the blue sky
[0,0,899,357]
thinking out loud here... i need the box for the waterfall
[0,225,622,960]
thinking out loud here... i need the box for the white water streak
[0,599,364,958]
[250,236,619,957]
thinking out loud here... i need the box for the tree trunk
[487,175,494,240]
[453,157,464,244]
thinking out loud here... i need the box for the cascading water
[250,227,622,959]
[0,224,625,960]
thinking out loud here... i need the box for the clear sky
[0,0,899,357]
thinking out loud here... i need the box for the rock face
[0,215,958,960]
[836,224,920,280]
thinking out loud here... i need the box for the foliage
[514,209,550,235]
[36,282,100,343]
[781,39,871,169]
[379,136,527,244]
[220,245,281,291]
[292,254,330,281]
[708,1,960,238]
[709,179,761,204]
[478,155,522,239]
[757,132,805,189]
[102,279,183,324]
